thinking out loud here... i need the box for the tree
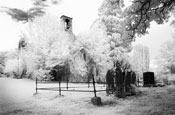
[98,0,175,43]
[23,13,74,79]
[156,38,175,74]
[98,0,124,37]
[144,46,150,71]
[124,0,175,40]
[0,0,62,22]
[75,21,111,80]
[2,14,73,79]
[3,49,20,77]
[0,52,8,74]
[75,19,134,81]
[131,44,150,74]
[32,0,62,6]
[0,7,45,23]
[98,0,132,47]
[97,0,133,67]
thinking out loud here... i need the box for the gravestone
[143,72,155,87]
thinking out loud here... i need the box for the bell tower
[60,15,73,32]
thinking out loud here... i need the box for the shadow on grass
[1,109,33,115]
[101,90,146,106]
[102,100,117,106]
[135,90,147,98]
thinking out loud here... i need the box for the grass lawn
[1,78,175,115]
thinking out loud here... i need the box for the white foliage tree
[156,38,175,74]
[97,0,133,67]
[4,58,23,77]
[74,21,112,80]
[98,0,134,48]
[131,44,150,74]
[23,13,74,79]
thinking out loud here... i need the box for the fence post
[137,76,139,87]
[59,80,61,96]
[36,77,38,94]
[92,74,97,97]
[88,74,90,88]
[67,76,68,90]
[104,80,106,87]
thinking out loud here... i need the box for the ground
[1,78,175,115]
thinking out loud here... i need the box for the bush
[4,59,19,78]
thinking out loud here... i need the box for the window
[65,19,71,30]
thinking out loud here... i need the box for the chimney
[60,15,73,32]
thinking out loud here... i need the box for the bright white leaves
[17,14,75,78]
[131,44,150,74]
[4,59,19,75]
[72,21,111,77]
[156,38,175,73]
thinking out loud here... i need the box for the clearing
[1,78,175,115]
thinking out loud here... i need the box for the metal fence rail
[35,76,107,97]
[37,88,106,92]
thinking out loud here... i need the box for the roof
[60,15,73,19]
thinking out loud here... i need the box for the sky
[133,20,174,60]
[0,0,174,66]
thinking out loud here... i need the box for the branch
[124,0,175,40]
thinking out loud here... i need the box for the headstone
[143,72,155,87]
[106,69,114,95]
